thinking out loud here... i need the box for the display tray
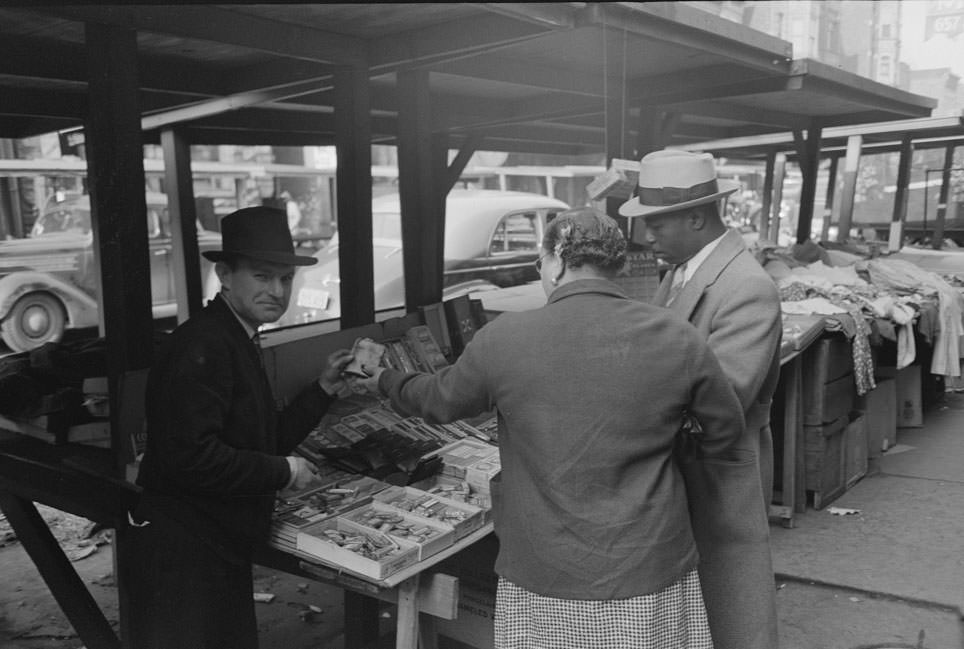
[372,484,486,539]
[340,501,454,561]
[296,517,419,580]
[273,475,390,534]
[412,473,492,514]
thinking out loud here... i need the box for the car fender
[0,271,99,328]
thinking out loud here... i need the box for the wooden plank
[834,135,862,242]
[890,134,913,251]
[770,153,787,239]
[0,492,120,649]
[932,144,955,249]
[795,123,822,243]
[758,150,775,240]
[334,65,374,328]
[820,154,839,242]
[84,23,154,473]
[395,575,421,649]
[161,127,203,322]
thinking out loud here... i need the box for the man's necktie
[666,263,686,306]
[252,332,265,370]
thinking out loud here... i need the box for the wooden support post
[397,68,444,311]
[835,135,863,243]
[821,155,839,242]
[933,144,955,250]
[794,125,823,244]
[445,133,482,194]
[334,64,374,328]
[759,151,776,242]
[890,135,913,251]
[770,153,787,242]
[0,493,120,649]
[85,23,153,472]
[161,128,202,321]
[396,575,421,649]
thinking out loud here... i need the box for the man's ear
[687,209,707,231]
[214,260,231,291]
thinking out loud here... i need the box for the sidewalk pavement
[769,391,964,649]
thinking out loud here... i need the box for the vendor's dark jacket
[136,294,334,561]
[379,279,744,599]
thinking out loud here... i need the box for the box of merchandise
[296,517,419,580]
[339,501,454,561]
[464,453,501,495]
[273,475,391,533]
[433,438,499,480]
[373,484,486,539]
[412,473,492,513]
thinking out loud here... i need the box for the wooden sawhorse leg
[0,491,120,649]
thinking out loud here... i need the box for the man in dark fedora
[620,149,782,649]
[128,206,353,649]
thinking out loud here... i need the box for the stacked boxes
[803,335,856,509]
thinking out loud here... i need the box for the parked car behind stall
[274,189,569,327]
[0,192,221,352]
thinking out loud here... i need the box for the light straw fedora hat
[618,149,740,218]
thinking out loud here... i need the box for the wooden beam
[161,128,203,321]
[84,23,154,469]
[890,135,913,251]
[835,135,862,243]
[578,3,792,74]
[46,5,367,66]
[794,125,822,243]
[0,493,120,649]
[433,55,604,97]
[663,101,810,131]
[0,33,229,98]
[933,144,956,249]
[334,65,374,328]
[770,153,787,241]
[397,68,444,311]
[759,150,776,241]
[444,133,483,193]
[821,154,840,242]
[370,13,555,74]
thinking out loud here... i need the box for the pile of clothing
[755,241,964,395]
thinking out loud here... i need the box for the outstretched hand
[318,349,354,396]
[352,364,385,395]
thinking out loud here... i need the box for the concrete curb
[774,572,964,620]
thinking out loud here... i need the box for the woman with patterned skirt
[360,209,744,648]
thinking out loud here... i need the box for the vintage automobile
[274,189,569,328]
[0,192,221,352]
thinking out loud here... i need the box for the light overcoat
[654,228,782,649]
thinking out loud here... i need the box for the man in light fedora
[620,149,782,649]
[128,206,353,649]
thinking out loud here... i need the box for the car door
[469,208,558,288]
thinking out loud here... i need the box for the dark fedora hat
[203,206,317,266]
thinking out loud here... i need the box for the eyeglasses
[534,253,549,272]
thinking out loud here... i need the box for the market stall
[760,240,964,510]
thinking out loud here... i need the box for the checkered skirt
[494,569,713,649]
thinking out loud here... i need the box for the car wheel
[1,292,67,353]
